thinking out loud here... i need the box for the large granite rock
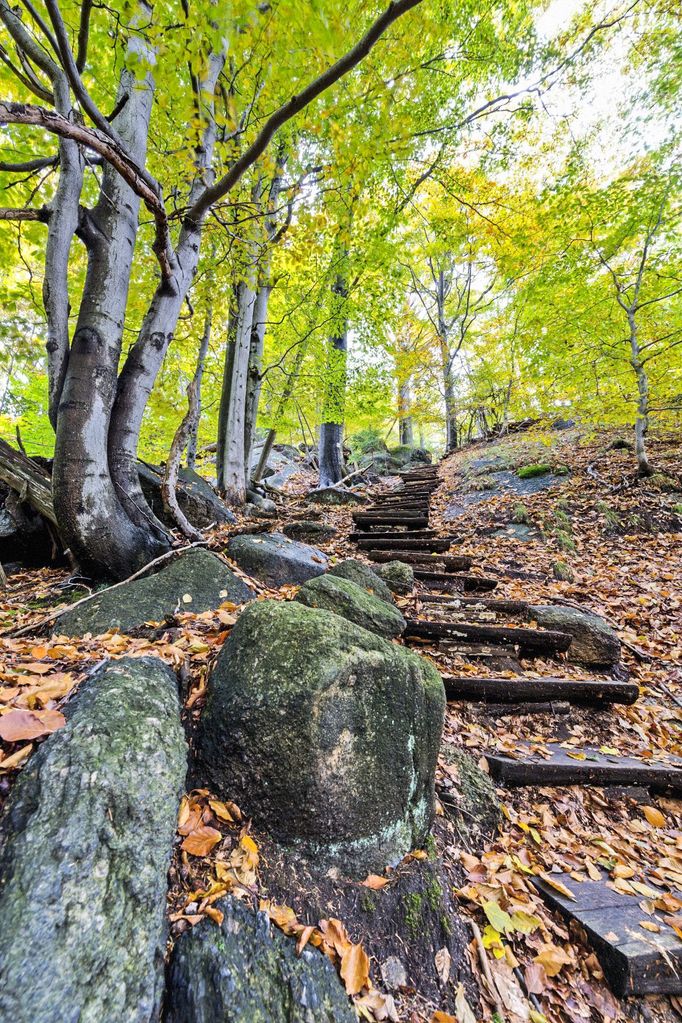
[166,897,355,1023]
[282,520,337,544]
[226,532,328,587]
[295,574,405,639]
[0,657,186,1023]
[327,558,395,605]
[195,600,445,874]
[306,487,368,506]
[439,746,501,852]
[56,548,254,636]
[530,605,621,666]
[375,560,414,596]
[139,462,235,527]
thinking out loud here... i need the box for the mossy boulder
[375,559,414,595]
[327,558,395,604]
[0,657,186,1023]
[55,548,254,636]
[166,896,354,1023]
[439,747,501,852]
[516,463,552,479]
[388,445,432,468]
[530,604,620,666]
[306,486,368,505]
[282,520,337,544]
[227,532,328,587]
[295,574,405,639]
[195,600,445,874]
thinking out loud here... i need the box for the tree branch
[186,0,424,225]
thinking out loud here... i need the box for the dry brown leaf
[340,942,370,996]
[0,707,65,741]
[181,825,222,857]
[362,873,389,890]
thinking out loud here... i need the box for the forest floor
[0,424,681,1023]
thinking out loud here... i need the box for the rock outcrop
[530,604,621,666]
[0,657,186,1023]
[56,548,254,636]
[166,896,355,1023]
[327,558,394,604]
[195,600,445,874]
[295,574,405,639]
[227,532,328,587]
[375,560,414,596]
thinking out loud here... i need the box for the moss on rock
[295,574,405,638]
[517,463,552,479]
[167,897,354,1023]
[375,560,414,596]
[56,548,254,637]
[327,558,395,604]
[227,532,329,586]
[0,657,186,1023]
[195,600,445,875]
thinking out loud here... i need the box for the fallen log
[0,437,55,524]
[442,674,638,706]
[404,618,573,656]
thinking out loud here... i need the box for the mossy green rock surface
[55,548,254,636]
[0,656,186,1023]
[375,559,414,595]
[195,600,445,874]
[327,558,394,604]
[295,574,405,638]
[440,747,501,852]
[516,463,551,479]
[166,897,355,1023]
[227,532,328,586]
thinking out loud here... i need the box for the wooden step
[354,537,452,552]
[533,870,682,997]
[417,595,529,614]
[485,744,682,793]
[415,570,498,593]
[367,551,473,571]
[366,501,430,512]
[442,674,638,706]
[353,516,429,529]
[404,619,572,656]
[349,529,439,541]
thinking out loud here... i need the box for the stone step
[404,619,572,656]
[442,674,638,706]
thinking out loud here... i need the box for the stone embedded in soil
[194,599,445,874]
[295,574,405,638]
[282,520,337,544]
[375,559,414,595]
[0,656,186,1023]
[530,604,621,666]
[227,531,328,586]
[327,558,395,604]
[439,746,501,852]
[306,486,369,505]
[55,547,254,636]
[166,896,355,1023]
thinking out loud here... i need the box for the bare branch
[0,205,49,221]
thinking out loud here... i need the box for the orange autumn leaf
[204,904,224,926]
[0,707,65,741]
[643,805,666,828]
[181,825,222,857]
[362,873,389,890]
[340,942,370,996]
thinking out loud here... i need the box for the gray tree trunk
[186,306,212,470]
[398,379,414,446]
[218,269,257,505]
[318,271,349,488]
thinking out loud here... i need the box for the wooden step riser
[404,619,572,656]
[367,551,473,571]
[415,572,498,593]
[354,539,452,552]
[443,675,638,706]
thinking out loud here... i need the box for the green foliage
[517,464,551,479]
